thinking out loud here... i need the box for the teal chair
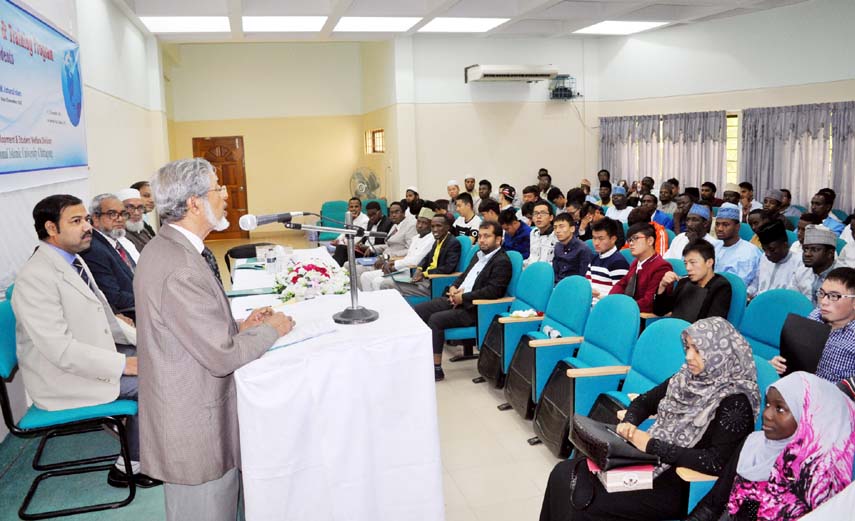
[739,289,813,360]
[712,207,720,217]
[739,222,755,242]
[620,248,634,265]
[786,230,798,247]
[832,209,848,221]
[622,222,629,236]
[837,238,847,255]
[664,227,676,243]
[531,294,641,458]
[318,200,349,241]
[475,261,554,388]
[364,198,388,216]
[719,272,747,329]
[786,215,800,229]
[4,283,12,301]
[792,204,807,213]
[666,258,687,277]
[404,236,473,308]
[584,239,595,253]
[0,300,137,519]
[504,276,594,420]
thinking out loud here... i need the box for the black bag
[476,316,505,387]
[570,414,659,471]
[503,335,536,419]
[586,393,626,426]
[532,360,576,458]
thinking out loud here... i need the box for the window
[365,129,385,154]
[726,113,739,183]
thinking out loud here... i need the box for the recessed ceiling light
[333,17,421,32]
[418,17,510,33]
[573,21,668,35]
[139,16,231,33]
[242,16,327,32]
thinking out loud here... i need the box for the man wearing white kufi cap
[446,180,460,214]
[115,188,154,254]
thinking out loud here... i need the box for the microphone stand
[282,214,380,325]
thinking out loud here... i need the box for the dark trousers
[413,297,477,356]
[116,344,140,461]
[333,244,370,266]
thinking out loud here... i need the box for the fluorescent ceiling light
[573,21,667,35]
[242,16,327,32]
[419,17,510,33]
[139,16,231,33]
[334,17,421,32]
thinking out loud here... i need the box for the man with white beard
[116,188,154,255]
[81,194,138,319]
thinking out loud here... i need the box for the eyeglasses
[532,210,551,217]
[208,185,228,196]
[125,204,145,214]
[816,289,855,302]
[97,210,130,220]
[627,234,648,245]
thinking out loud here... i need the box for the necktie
[624,272,638,298]
[115,242,135,271]
[202,247,223,285]
[72,257,98,294]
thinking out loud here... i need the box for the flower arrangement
[273,259,350,302]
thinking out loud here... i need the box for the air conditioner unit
[464,64,559,83]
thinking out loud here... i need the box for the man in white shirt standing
[605,185,631,223]
[361,207,433,291]
[749,220,802,298]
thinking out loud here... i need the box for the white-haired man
[116,188,154,254]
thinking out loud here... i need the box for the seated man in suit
[653,239,732,321]
[81,193,137,319]
[332,200,392,266]
[414,221,512,381]
[116,188,154,254]
[131,180,159,234]
[611,222,671,313]
[12,194,159,488]
[395,213,461,298]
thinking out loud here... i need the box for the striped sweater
[585,247,630,302]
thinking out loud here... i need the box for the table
[231,252,444,521]
[230,246,335,290]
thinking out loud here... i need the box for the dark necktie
[115,241,135,271]
[72,257,98,294]
[202,247,223,285]
[624,272,638,298]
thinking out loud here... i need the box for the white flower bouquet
[273,259,350,303]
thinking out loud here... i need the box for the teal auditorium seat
[620,248,634,265]
[792,204,807,213]
[318,200,349,241]
[739,222,755,242]
[666,258,687,277]
[786,229,798,246]
[838,238,847,255]
[832,208,848,221]
[403,236,472,307]
[786,215,800,229]
[738,289,813,360]
[503,276,592,420]
[363,198,388,216]
[475,261,553,388]
[584,239,595,253]
[718,272,747,329]
[0,300,137,520]
[531,294,640,458]
[4,283,12,301]
[664,228,676,243]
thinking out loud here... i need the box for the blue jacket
[80,231,136,315]
[652,210,674,230]
[503,221,531,259]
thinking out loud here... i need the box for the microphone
[239,212,307,231]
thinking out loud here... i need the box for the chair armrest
[528,336,584,348]
[676,467,717,483]
[566,366,631,378]
[640,312,658,319]
[473,296,515,305]
[498,316,544,324]
[425,272,460,280]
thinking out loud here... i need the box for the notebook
[780,313,831,375]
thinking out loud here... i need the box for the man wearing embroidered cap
[605,185,631,223]
[794,224,840,305]
[722,182,741,206]
[116,188,154,253]
[360,206,436,292]
[762,188,795,231]
[446,180,460,214]
[714,202,762,288]
[748,219,802,298]
[664,203,720,259]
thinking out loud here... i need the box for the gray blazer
[12,244,132,410]
[134,224,279,485]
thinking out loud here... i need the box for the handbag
[570,414,659,471]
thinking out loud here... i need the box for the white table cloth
[231,247,335,289]
[232,262,444,521]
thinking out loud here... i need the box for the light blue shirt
[715,239,762,288]
[823,217,845,237]
[460,248,499,293]
[42,241,77,266]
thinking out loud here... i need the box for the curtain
[740,104,831,208]
[832,101,855,213]
[599,115,660,184]
[661,111,727,191]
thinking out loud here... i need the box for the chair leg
[449,340,479,362]
[33,425,118,471]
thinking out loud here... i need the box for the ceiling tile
[133,0,229,16]
[442,0,519,18]
[534,1,644,21]
[346,0,430,16]
[242,0,331,16]
[616,4,727,22]
[494,19,565,35]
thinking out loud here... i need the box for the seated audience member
[598,181,613,208]
[714,203,762,289]
[611,222,671,313]
[666,177,680,197]
[116,188,153,255]
[779,188,802,218]
[665,203,719,259]
[624,206,669,257]
[761,189,795,230]
[538,169,552,199]
[739,182,763,222]
[520,201,535,225]
[700,181,724,207]
[525,200,557,268]
[395,214,461,298]
[332,201,391,266]
[654,239,732,321]
[404,187,422,217]
[552,213,593,284]
[566,187,587,208]
[478,198,501,222]
[355,201,415,284]
[11,195,155,487]
[499,183,522,208]
[840,217,855,268]
[685,186,701,202]
[432,199,449,216]
[746,209,774,247]
[414,222,512,381]
[361,207,433,292]
[445,180,460,213]
[81,193,137,318]
[547,187,566,213]
[522,184,540,205]
[585,217,630,303]
[540,317,758,521]
[722,182,741,206]
[477,179,497,208]
[330,197,368,250]
[689,372,855,521]
[605,185,631,223]
[671,192,698,234]
[463,176,477,200]
[658,181,678,214]
[597,168,611,185]
[640,193,674,230]
[794,225,839,305]
[790,212,822,257]
[748,220,802,298]
[498,185,516,211]
[810,190,845,236]
[499,208,531,259]
[453,193,482,243]
[579,178,592,196]
[131,180,158,233]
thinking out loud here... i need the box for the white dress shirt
[664,233,720,260]
[748,250,803,297]
[460,248,499,293]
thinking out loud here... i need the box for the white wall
[360,41,396,113]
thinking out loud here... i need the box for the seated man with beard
[664,203,720,259]
[116,188,154,254]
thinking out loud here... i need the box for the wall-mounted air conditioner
[464,64,559,83]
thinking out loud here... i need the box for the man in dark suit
[81,194,137,318]
[414,221,512,381]
[333,200,393,266]
[396,213,461,298]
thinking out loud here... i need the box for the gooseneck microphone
[239,212,308,231]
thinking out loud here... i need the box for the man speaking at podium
[134,158,293,521]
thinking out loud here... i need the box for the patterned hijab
[648,317,760,475]
[729,372,855,520]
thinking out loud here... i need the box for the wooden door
[192,136,249,240]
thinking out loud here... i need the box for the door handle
[239,186,245,192]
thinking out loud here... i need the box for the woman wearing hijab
[687,372,855,521]
[539,317,760,521]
